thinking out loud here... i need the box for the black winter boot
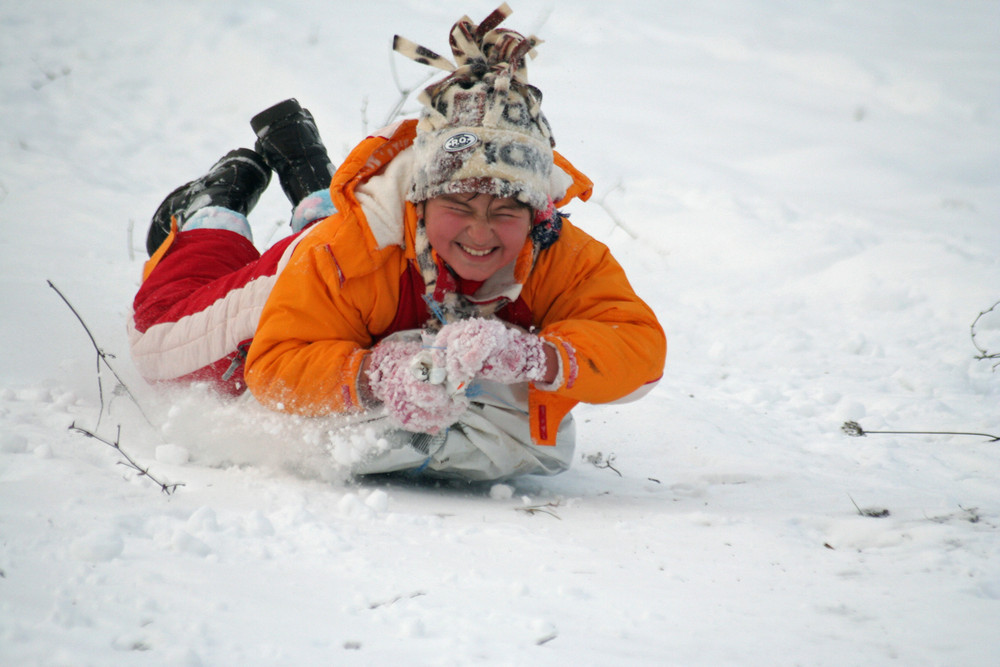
[146,148,271,256]
[250,99,335,208]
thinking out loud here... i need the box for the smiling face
[421,193,533,282]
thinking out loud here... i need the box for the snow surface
[2,0,999,664]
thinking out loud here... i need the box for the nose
[465,215,494,243]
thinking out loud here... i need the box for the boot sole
[250,98,304,134]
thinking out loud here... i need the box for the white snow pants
[352,379,576,482]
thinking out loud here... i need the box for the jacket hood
[322,118,593,294]
[334,119,591,240]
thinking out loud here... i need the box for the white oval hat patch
[443,132,479,152]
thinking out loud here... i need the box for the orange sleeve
[525,221,666,405]
[244,221,403,416]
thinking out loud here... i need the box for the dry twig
[971,300,1000,370]
[47,280,152,427]
[848,495,890,518]
[367,591,426,609]
[842,421,998,443]
[515,501,562,519]
[69,423,182,495]
[594,181,638,239]
[371,48,435,132]
[536,631,558,646]
[584,451,622,476]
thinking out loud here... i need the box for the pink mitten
[366,339,468,433]
[432,318,550,386]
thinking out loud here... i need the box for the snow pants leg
[351,380,577,481]
[128,226,300,393]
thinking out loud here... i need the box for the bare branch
[594,181,638,240]
[126,219,135,262]
[848,494,890,518]
[515,501,562,519]
[69,422,183,495]
[583,451,622,476]
[926,505,984,525]
[367,591,426,609]
[971,300,1000,370]
[261,218,287,247]
[379,46,436,128]
[360,95,369,136]
[47,280,153,427]
[841,420,998,443]
[536,631,558,646]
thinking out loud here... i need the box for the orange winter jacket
[245,120,666,445]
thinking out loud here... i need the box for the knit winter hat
[394,4,556,211]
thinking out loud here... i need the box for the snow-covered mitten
[432,318,550,386]
[366,339,469,434]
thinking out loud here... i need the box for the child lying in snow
[128,5,666,481]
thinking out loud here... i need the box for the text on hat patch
[443,132,479,152]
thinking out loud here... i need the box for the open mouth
[458,243,495,257]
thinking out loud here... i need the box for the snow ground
[1,1,999,664]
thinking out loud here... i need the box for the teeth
[459,244,493,257]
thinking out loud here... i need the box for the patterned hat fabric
[394,4,557,211]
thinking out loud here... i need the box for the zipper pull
[221,343,250,381]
